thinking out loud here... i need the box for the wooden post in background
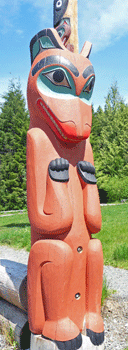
[65,0,79,53]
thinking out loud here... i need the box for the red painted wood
[27,28,104,343]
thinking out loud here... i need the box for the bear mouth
[37,98,68,140]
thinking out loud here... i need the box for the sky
[0,0,128,111]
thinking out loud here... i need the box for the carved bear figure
[27,27,104,350]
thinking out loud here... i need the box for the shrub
[0,80,29,210]
[98,176,128,203]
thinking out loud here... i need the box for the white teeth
[40,102,67,140]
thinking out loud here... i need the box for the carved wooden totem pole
[27,0,104,349]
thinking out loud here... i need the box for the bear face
[27,29,95,142]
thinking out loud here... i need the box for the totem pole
[27,1,104,349]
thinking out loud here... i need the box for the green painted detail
[80,76,94,105]
[37,65,93,106]
[57,28,65,38]
[37,65,76,99]
[40,36,55,49]
[60,18,70,26]
[32,41,40,60]
[80,89,93,103]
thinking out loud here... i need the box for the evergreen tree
[0,80,30,210]
[90,83,128,202]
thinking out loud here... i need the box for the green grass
[0,203,128,269]
[101,277,115,305]
[93,203,128,269]
[113,244,128,261]
[0,320,18,349]
[0,210,31,252]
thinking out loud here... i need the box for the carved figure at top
[53,0,72,50]
[27,1,104,349]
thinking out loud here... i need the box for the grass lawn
[0,203,128,269]
[93,203,128,269]
[0,211,31,252]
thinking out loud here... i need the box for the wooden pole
[0,260,28,312]
[64,0,79,53]
[0,299,28,347]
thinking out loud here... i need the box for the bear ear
[80,41,92,58]
[30,28,66,65]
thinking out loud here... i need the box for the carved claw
[48,158,69,182]
[54,333,82,350]
[86,329,104,347]
[77,161,97,184]
[43,333,82,350]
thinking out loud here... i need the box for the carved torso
[27,27,104,349]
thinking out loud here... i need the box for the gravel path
[0,245,128,350]
[103,266,128,350]
[104,265,128,298]
[0,245,29,265]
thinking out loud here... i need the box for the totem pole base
[30,333,104,350]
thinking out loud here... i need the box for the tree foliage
[0,81,128,209]
[0,80,29,210]
[90,83,128,202]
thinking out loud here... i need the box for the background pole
[64,0,79,53]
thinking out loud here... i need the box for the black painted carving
[47,29,63,49]
[32,55,79,77]
[54,0,69,27]
[82,65,95,79]
[77,161,97,184]
[83,76,95,93]
[48,158,69,182]
[86,329,104,346]
[58,56,79,76]
[30,29,63,65]
[43,332,82,350]
[59,56,79,77]
[53,69,65,82]
[20,321,31,350]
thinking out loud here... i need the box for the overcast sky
[0,0,128,110]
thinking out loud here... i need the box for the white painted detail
[37,75,91,106]
[56,0,62,9]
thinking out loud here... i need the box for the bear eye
[83,76,95,94]
[42,68,71,88]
